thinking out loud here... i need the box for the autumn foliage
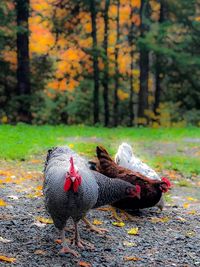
[0,0,199,126]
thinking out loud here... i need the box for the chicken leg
[59,229,79,257]
[73,222,94,250]
[83,217,108,234]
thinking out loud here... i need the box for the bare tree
[113,0,120,127]
[15,0,31,122]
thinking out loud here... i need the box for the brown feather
[95,146,170,210]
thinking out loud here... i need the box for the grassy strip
[0,124,199,177]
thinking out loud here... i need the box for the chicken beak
[71,176,76,183]
[136,192,141,199]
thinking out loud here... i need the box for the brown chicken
[95,146,171,211]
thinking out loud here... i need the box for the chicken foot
[104,206,136,221]
[73,222,94,250]
[58,229,80,257]
[83,217,108,234]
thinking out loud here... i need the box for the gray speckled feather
[92,171,136,208]
[43,146,99,230]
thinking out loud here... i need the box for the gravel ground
[1,167,200,267]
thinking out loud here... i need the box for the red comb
[162,177,171,188]
[69,157,75,175]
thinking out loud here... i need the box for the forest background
[0,0,200,127]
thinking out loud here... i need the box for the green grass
[0,124,199,177]
[149,155,200,176]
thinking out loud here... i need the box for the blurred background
[0,0,200,127]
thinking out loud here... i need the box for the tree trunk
[90,0,99,124]
[138,0,149,124]
[113,0,120,127]
[128,7,135,126]
[15,0,31,122]
[153,1,166,115]
[102,0,110,127]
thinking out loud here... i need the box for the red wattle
[64,177,72,191]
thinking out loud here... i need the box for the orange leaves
[78,261,92,267]
[0,199,7,206]
[117,89,129,101]
[92,219,103,225]
[84,22,92,34]
[131,0,141,8]
[131,14,141,26]
[2,50,17,69]
[29,17,55,54]
[31,0,50,13]
[124,256,141,262]
[0,255,16,263]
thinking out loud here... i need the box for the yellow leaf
[187,197,197,202]
[127,227,139,235]
[124,256,141,262]
[93,219,103,225]
[36,217,53,224]
[188,210,197,215]
[0,199,7,206]
[185,231,196,238]
[1,116,8,124]
[34,250,46,255]
[183,203,190,209]
[123,241,137,247]
[35,185,43,191]
[0,255,16,263]
[151,217,170,223]
[112,221,125,227]
[69,144,74,148]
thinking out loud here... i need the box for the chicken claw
[83,217,109,234]
[59,230,80,257]
[75,239,95,250]
[73,222,94,250]
[59,246,80,257]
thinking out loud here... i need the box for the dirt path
[1,162,200,267]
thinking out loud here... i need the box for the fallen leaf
[0,255,16,263]
[127,227,139,235]
[112,221,125,227]
[124,256,141,261]
[183,203,190,209]
[188,210,197,215]
[30,159,42,164]
[36,217,53,224]
[185,231,196,238]
[55,239,62,244]
[0,199,7,206]
[35,185,43,191]
[78,261,92,267]
[187,197,197,202]
[0,237,12,243]
[92,219,103,225]
[34,249,46,255]
[69,143,74,148]
[151,217,170,223]
[123,241,137,247]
